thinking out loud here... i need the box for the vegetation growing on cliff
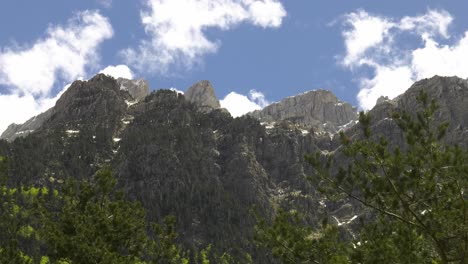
[256,92,468,263]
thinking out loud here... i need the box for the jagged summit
[334,75,468,152]
[0,74,155,142]
[116,77,150,101]
[249,89,358,134]
[0,74,151,142]
[184,80,221,111]
[0,74,466,262]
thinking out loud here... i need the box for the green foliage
[193,244,250,264]
[0,161,191,263]
[146,215,190,263]
[0,156,34,263]
[313,91,467,263]
[255,210,350,264]
[1,158,243,263]
[258,91,468,263]
[37,168,151,263]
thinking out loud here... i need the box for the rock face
[249,90,358,134]
[394,76,468,147]
[0,74,466,262]
[0,76,150,142]
[116,78,150,101]
[0,108,53,142]
[184,80,221,111]
[341,76,468,149]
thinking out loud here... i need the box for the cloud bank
[340,9,468,110]
[0,11,113,134]
[220,89,269,117]
[99,65,134,79]
[122,0,286,74]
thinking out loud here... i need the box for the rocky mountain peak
[249,89,358,134]
[45,74,128,130]
[116,77,150,101]
[184,80,221,111]
[0,74,467,262]
[0,109,54,142]
[0,74,150,142]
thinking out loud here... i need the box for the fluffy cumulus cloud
[122,0,286,74]
[99,65,134,79]
[0,10,113,134]
[220,89,269,117]
[340,9,468,110]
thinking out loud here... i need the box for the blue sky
[1,1,468,132]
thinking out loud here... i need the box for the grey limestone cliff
[250,90,358,134]
[0,74,466,262]
[117,78,150,101]
[184,80,221,111]
[0,108,54,142]
[1,76,150,142]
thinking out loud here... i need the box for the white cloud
[0,11,113,134]
[357,65,413,110]
[169,87,184,95]
[411,33,468,79]
[0,83,69,135]
[122,0,286,74]
[399,10,453,38]
[220,89,269,117]
[246,0,286,27]
[100,65,134,79]
[97,0,112,8]
[342,10,394,66]
[340,9,468,110]
[0,11,113,96]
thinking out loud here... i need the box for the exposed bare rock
[117,78,150,101]
[0,108,53,142]
[250,90,358,134]
[0,74,467,262]
[184,80,221,112]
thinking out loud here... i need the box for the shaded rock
[184,80,221,112]
[1,74,467,262]
[376,95,390,105]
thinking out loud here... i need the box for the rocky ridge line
[249,89,358,134]
[0,76,150,142]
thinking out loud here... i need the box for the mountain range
[1,74,467,261]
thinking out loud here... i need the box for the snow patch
[66,130,80,134]
[348,215,358,224]
[113,138,121,142]
[261,122,276,130]
[15,130,34,135]
[334,215,358,226]
[120,84,128,91]
[125,100,137,107]
[338,120,357,131]
[319,199,326,208]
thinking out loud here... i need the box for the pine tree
[257,91,468,263]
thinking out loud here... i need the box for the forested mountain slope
[0,74,466,261]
